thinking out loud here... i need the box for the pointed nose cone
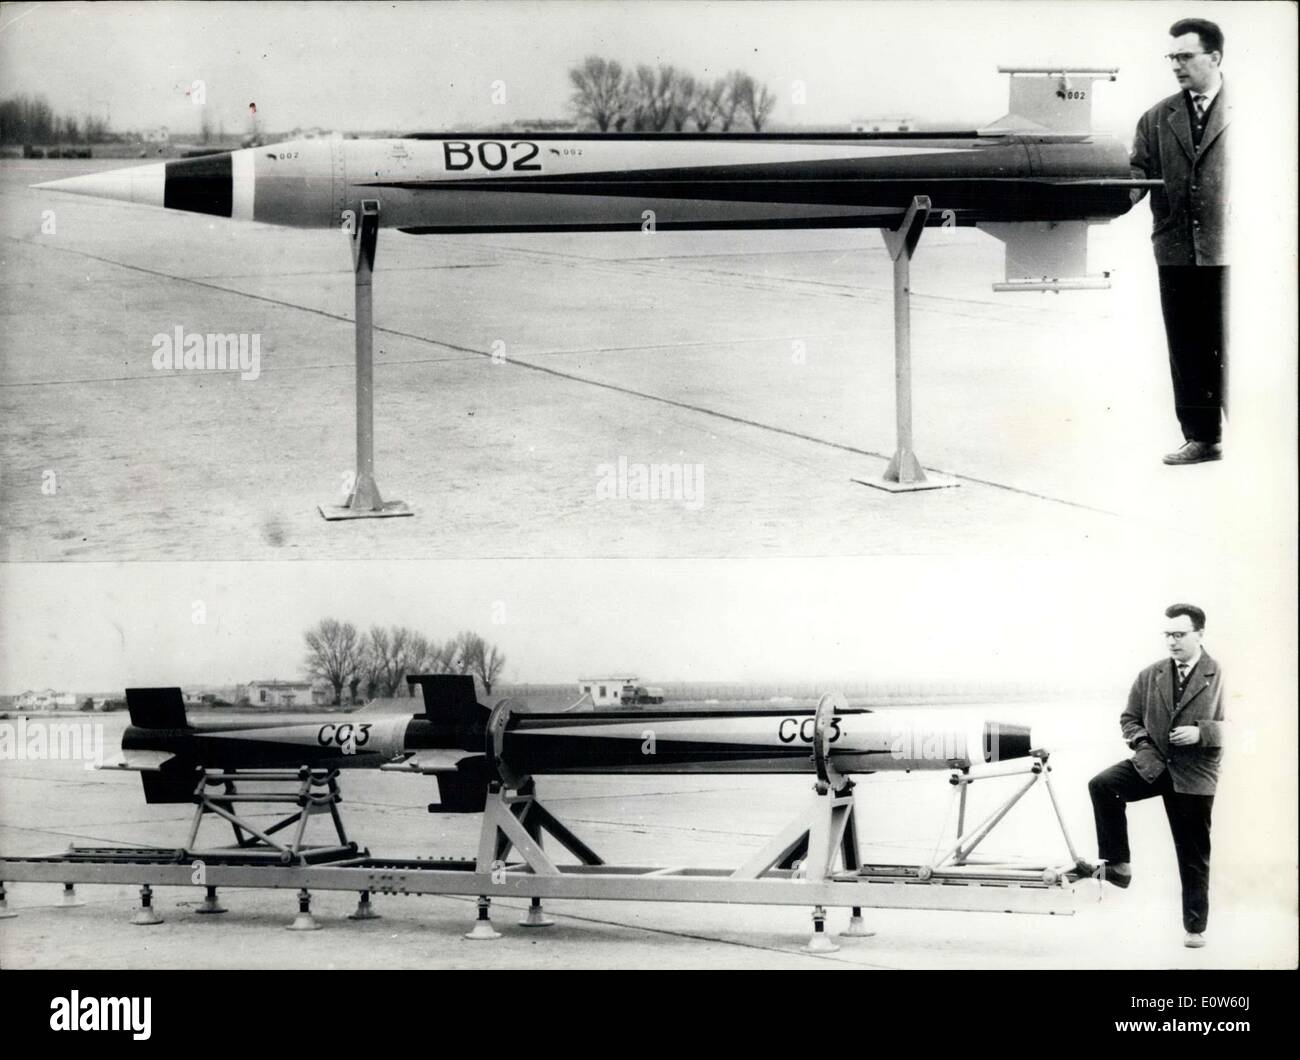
[33,152,242,220]
[33,162,167,208]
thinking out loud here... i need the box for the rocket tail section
[126,687,190,729]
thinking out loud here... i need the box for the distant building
[241,680,331,709]
[577,675,638,707]
[140,126,170,144]
[15,689,78,710]
[849,117,916,133]
[509,118,578,132]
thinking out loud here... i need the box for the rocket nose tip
[28,163,167,208]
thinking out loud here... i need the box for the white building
[849,117,916,132]
[241,680,331,709]
[577,675,638,707]
[15,689,78,710]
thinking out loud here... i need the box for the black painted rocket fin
[125,687,190,729]
[406,674,490,739]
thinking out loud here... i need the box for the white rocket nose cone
[32,163,166,208]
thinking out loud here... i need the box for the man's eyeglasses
[1163,631,1193,640]
[1165,51,1207,66]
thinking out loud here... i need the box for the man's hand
[1170,725,1202,746]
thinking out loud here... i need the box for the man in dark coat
[1130,18,1228,465]
[1087,603,1226,949]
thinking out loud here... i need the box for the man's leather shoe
[1102,862,1132,888]
[1163,441,1222,465]
[1185,932,1207,948]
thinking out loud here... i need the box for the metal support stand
[519,896,556,927]
[131,884,163,925]
[195,885,226,914]
[184,768,358,866]
[0,882,17,919]
[927,750,1085,882]
[476,780,605,879]
[465,895,501,940]
[857,196,959,493]
[320,200,412,520]
[60,881,84,907]
[348,890,381,920]
[286,887,321,931]
[804,906,839,954]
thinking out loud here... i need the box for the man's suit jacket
[1130,82,1229,266]
[1120,651,1225,796]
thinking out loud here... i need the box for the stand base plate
[318,501,413,521]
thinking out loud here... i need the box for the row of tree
[0,95,112,145]
[303,619,506,705]
[569,58,777,132]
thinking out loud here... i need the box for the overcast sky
[0,0,1269,137]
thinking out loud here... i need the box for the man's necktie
[1177,664,1190,698]
[1193,94,1207,120]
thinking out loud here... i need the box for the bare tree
[669,74,697,132]
[568,56,629,132]
[395,631,435,694]
[303,619,362,706]
[690,79,727,131]
[631,64,680,132]
[716,72,748,132]
[451,631,507,695]
[739,78,777,131]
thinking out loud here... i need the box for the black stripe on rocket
[501,733,894,773]
[164,153,233,217]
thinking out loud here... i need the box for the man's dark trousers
[1158,265,1227,444]
[1089,759,1214,933]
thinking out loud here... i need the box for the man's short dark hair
[1170,18,1225,57]
[1166,603,1207,631]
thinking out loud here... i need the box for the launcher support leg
[349,890,381,920]
[196,885,226,914]
[858,195,958,494]
[60,882,84,908]
[131,884,163,925]
[465,895,502,940]
[519,896,556,927]
[286,887,321,931]
[320,199,412,520]
[0,882,14,918]
[804,905,840,954]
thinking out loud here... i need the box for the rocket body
[116,680,1032,806]
[35,132,1136,235]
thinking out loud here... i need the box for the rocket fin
[381,749,476,774]
[984,68,1117,136]
[982,220,1109,291]
[140,766,203,804]
[100,749,177,772]
[406,674,488,728]
[126,687,190,728]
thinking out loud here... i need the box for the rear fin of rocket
[983,67,1117,135]
[981,220,1112,291]
[406,674,489,734]
[126,687,189,729]
[140,767,203,804]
